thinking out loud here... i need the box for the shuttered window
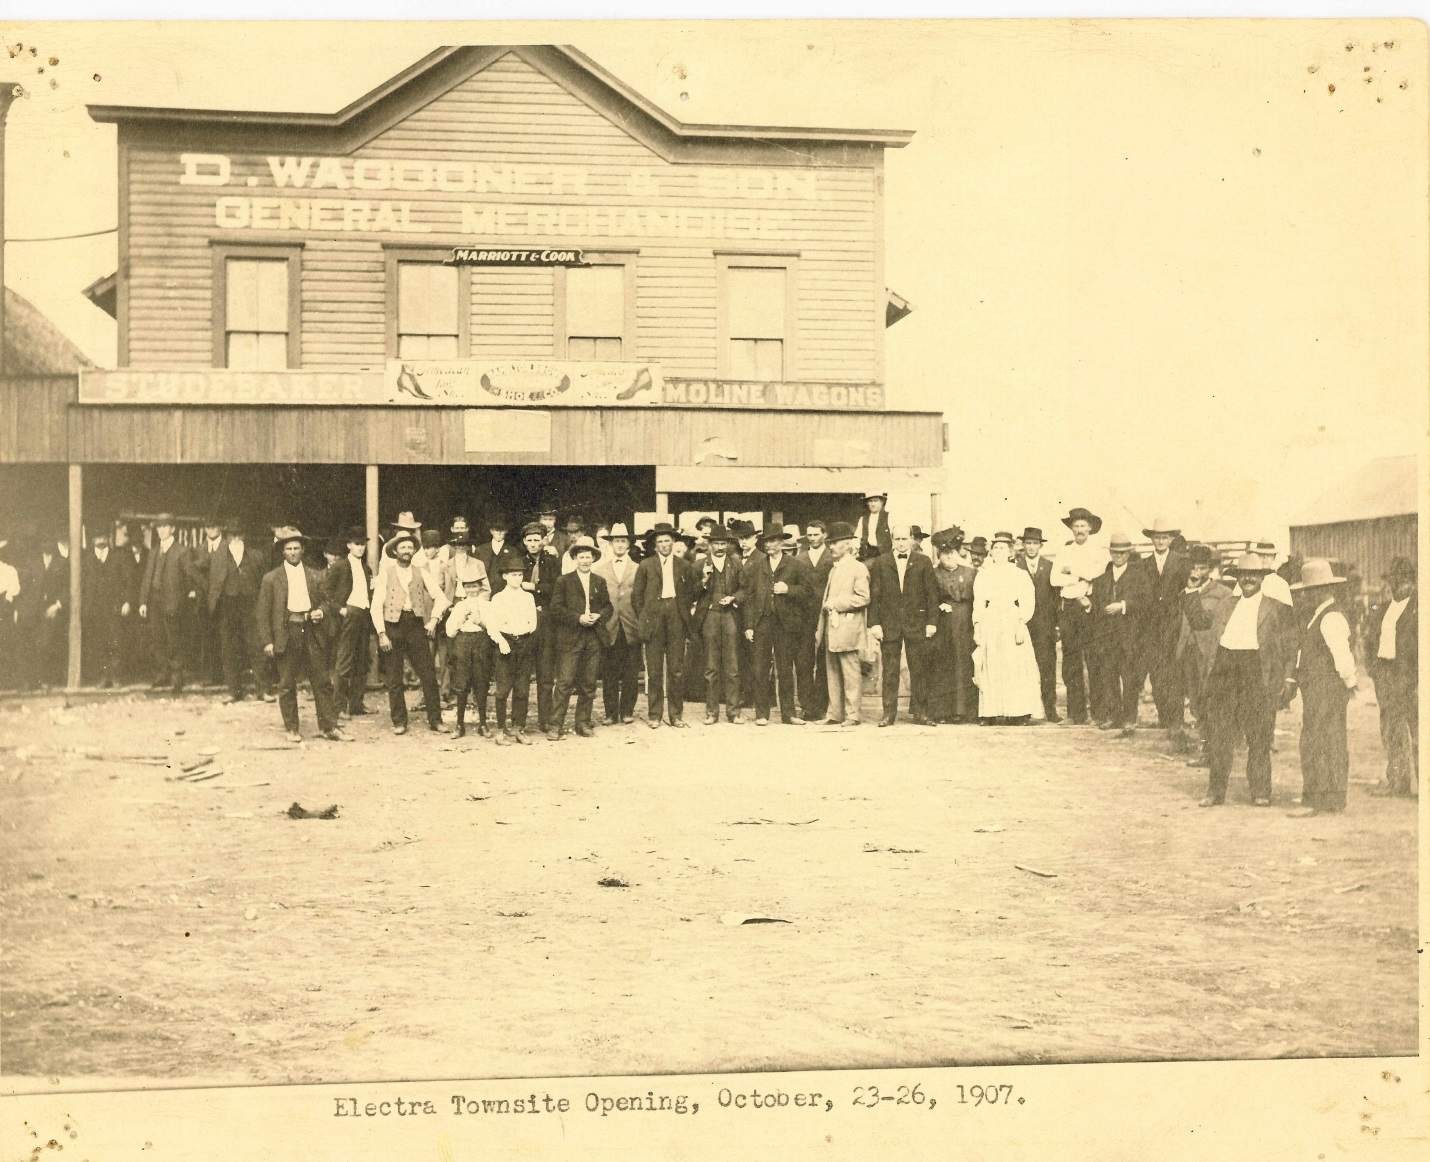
[224,258,290,370]
[397,262,460,359]
[725,265,787,380]
[564,262,629,359]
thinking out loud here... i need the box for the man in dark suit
[1134,517,1192,729]
[82,527,126,687]
[35,532,72,689]
[547,536,614,740]
[1365,557,1417,798]
[474,511,513,595]
[322,525,373,718]
[255,528,343,743]
[694,525,745,724]
[739,527,813,725]
[515,522,561,732]
[138,513,199,692]
[868,523,939,726]
[855,490,893,562]
[795,519,836,722]
[1198,551,1293,807]
[592,522,641,724]
[1090,532,1154,735]
[632,522,695,729]
[206,520,267,702]
[729,519,761,712]
[1015,526,1060,722]
[193,517,228,685]
[113,521,147,684]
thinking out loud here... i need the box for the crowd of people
[0,491,1417,814]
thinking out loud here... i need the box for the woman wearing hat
[1284,559,1359,816]
[927,527,978,723]
[971,533,1041,724]
[1366,557,1417,797]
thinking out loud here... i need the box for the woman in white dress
[972,531,1042,724]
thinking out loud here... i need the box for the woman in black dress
[928,529,979,723]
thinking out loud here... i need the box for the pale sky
[1,19,1425,544]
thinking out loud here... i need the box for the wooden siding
[1290,515,1418,592]
[122,53,881,382]
[0,377,75,461]
[63,404,942,469]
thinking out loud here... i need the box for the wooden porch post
[66,463,83,691]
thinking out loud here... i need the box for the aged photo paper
[0,14,1425,1160]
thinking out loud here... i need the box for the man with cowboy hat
[1051,506,1109,725]
[206,518,266,703]
[1090,532,1152,735]
[1135,516,1191,731]
[547,535,613,740]
[632,521,696,729]
[694,523,745,724]
[867,522,938,726]
[1365,556,1417,797]
[1284,559,1359,816]
[855,488,892,562]
[321,525,374,718]
[817,521,872,727]
[370,524,451,735]
[445,557,496,739]
[739,524,814,725]
[592,522,642,724]
[1015,525,1060,722]
[256,528,344,744]
[1198,550,1293,808]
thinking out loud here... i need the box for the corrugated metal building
[1289,454,1418,591]
[0,43,945,686]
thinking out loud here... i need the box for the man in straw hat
[817,521,872,727]
[1135,516,1191,731]
[1050,506,1109,725]
[632,521,696,729]
[1283,559,1359,817]
[547,535,613,740]
[693,524,745,724]
[321,525,373,719]
[1365,557,1417,798]
[256,528,344,744]
[592,522,642,724]
[867,523,938,726]
[1197,551,1293,807]
[370,526,451,736]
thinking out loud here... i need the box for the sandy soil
[0,680,1417,1090]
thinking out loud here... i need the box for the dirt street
[0,683,1417,1089]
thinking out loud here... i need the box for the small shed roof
[3,287,94,374]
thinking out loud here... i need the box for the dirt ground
[0,677,1417,1090]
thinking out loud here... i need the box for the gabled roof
[83,271,117,320]
[1291,454,1419,526]
[89,44,914,157]
[3,287,93,374]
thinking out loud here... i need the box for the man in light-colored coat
[817,521,871,726]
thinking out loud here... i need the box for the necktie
[897,553,908,559]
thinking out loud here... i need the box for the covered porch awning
[655,464,941,494]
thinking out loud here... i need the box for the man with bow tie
[867,524,939,726]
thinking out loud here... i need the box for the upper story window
[213,245,301,369]
[385,248,470,360]
[565,265,626,359]
[718,255,798,380]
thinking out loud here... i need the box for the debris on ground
[286,802,339,820]
[496,910,530,918]
[863,843,924,854]
[729,817,819,826]
[973,825,1006,833]
[1014,863,1058,878]
[1334,882,1368,894]
[720,913,792,926]
[597,876,630,888]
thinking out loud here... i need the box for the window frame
[715,251,800,380]
[385,246,472,361]
[554,251,637,360]
[211,242,303,370]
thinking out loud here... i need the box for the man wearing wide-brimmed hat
[855,488,892,562]
[206,518,267,703]
[1197,551,1293,808]
[817,521,872,727]
[1366,557,1417,798]
[321,525,374,718]
[1050,506,1109,725]
[547,535,613,740]
[1135,516,1191,731]
[632,521,695,728]
[1284,559,1359,817]
[692,524,745,723]
[370,527,451,736]
[867,523,938,726]
[256,528,344,744]
[1174,543,1235,764]
[739,525,814,725]
[1015,526,1060,722]
[592,522,642,724]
